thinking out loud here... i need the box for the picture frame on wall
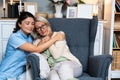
[66,7,77,18]
[24,2,38,15]
[77,4,93,19]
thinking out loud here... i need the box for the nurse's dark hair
[13,12,35,33]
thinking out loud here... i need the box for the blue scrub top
[0,30,33,80]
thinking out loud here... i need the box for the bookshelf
[112,2,120,77]
[104,0,120,79]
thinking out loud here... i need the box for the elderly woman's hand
[54,31,65,41]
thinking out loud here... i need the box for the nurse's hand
[41,36,51,43]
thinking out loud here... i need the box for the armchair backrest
[47,16,98,72]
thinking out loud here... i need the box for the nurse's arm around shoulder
[19,32,65,53]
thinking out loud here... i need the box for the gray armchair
[27,16,113,80]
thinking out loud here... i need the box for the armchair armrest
[27,53,41,80]
[88,54,113,78]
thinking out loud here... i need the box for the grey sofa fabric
[27,16,113,80]
[88,54,113,78]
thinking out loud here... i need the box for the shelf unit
[112,12,120,79]
[104,0,120,79]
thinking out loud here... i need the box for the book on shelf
[115,7,117,13]
[116,0,120,6]
[115,0,120,12]
[113,33,120,48]
[115,33,120,47]
[113,34,117,48]
[112,50,120,70]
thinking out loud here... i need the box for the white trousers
[8,54,82,80]
[48,60,82,80]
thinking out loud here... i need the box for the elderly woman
[32,16,83,80]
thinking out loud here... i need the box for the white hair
[35,16,50,26]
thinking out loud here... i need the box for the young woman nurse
[0,12,64,80]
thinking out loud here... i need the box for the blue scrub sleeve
[9,34,27,49]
